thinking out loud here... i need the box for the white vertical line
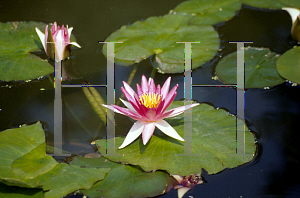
[99,41,122,155]
[229,42,252,156]
[54,59,63,155]
[176,41,200,155]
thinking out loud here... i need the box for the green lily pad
[278,0,300,9]
[215,47,285,88]
[0,122,110,198]
[174,0,242,25]
[102,14,219,73]
[276,47,300,84]
[71,156,168,198]
[0,21,53,82]
[95,102,255,176]
[240,0,287,9]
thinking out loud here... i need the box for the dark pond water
[1,1,300,198]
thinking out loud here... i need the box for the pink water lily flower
[103,75,199,149]
[35,22,81,61]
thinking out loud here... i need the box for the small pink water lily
[35,22,81,61]
[103,75,199,149]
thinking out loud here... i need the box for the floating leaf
[240,0,286,9]
[278,0,300,9]
[0,122,110,198]
[174,0,242,25]
[29,163,109,198]
[71,156,168,198]
[276,46,300,84]
[0,21,53,82]
[215,47,285,88]
[102,14,219,73]
[95,102,255,176]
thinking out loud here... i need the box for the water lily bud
[283,7,300,42]
[291,14,300,42]
[35,22,81,61]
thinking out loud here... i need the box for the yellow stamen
[139,92,161,108]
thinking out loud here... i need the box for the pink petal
[141,75,148,93]
[154,109,174,121]
[161,76,171,99]
[154,120,184,141]
[102,104,124,115]
[119,121,144,149]
[119,98,136,112]
[123,81,139,101]
[112,105,146,120]
[121,87,140,110]
[155,99,165,116]
[119,95,146,117]
[53,29,65,61]
[103,104,146,121]
[61,25,66,41]
[62,25,70,42]
[156,84,161,95]
[136,83,143,96]
[146,109,156,120]
[148,78,155,93]
[164,103,199,118]
[142,122,156,145]
[51,22,59,41]
[161,84,178,113]
[138,102,149,118]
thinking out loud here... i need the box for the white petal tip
[172,175,183,183]
[118,142,128,149]
[176,137,184,142]
[282,7,300,23]
[178,187,190,198]
[35,27,46,50]
[35,28,41,37]
[69,42,81,48]
[119,98,125,103]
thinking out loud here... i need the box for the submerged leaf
[215,47,285,88]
